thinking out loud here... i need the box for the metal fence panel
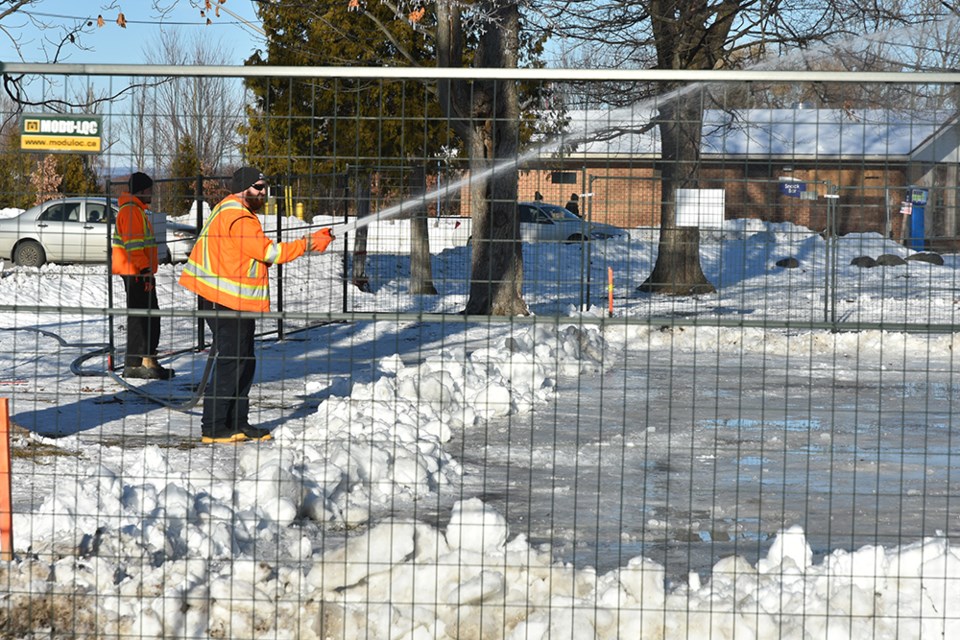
[0,66,957,639]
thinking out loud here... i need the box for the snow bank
[266,320,609,525]
[2,217,959,638]
[6,494,959,638]
[6,313,959,638]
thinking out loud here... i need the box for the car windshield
[538,204,581,221]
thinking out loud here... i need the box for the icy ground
[0,216,957,638]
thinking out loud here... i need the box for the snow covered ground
[0,214,957,639]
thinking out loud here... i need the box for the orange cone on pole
[607,267,614,317]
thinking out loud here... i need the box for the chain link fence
[0,65,957,638]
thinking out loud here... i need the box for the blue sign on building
[779,181,806,198]
[907,187,929,250]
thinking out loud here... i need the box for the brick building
[471,107,959,247]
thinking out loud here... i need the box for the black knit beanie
[231,166,265,193]
[129,172,153,194]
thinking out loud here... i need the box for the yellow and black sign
[20,114,102,153]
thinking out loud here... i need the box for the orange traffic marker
[607,267,614,317]
[0,398,11,561]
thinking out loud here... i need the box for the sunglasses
[250,183,268,192]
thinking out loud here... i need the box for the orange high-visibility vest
[178,195,307,312]
[111,194,158,276]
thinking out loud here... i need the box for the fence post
[106,182,117,372]
[0,398,12,561]
[825,184,840,327]
[275,184,291,341]
[195,173,206,352]
[608,267,614,317]
[339,172,351,314]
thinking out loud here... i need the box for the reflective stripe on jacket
[178,195,308,312]
[111,194,158,276]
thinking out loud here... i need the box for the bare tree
[408,165,437,295]
[0,2,246,123]
[142,29,243,174]
[0,4,187,123]
[535,0,948,295]
[351,175,373,292]
[120,82,153,171]
[0,2,97,64]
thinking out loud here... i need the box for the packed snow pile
[1,217,959,638]
[245,321,608,525]
[5,491,959,638]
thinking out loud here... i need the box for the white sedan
[0,197,196,267]
[164,218,198,263]
[518,201,625,243]
[467,202,626,245]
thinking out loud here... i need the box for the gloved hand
[137,268,154,291]
[310,228,334,253]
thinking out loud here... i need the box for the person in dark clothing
[565,193,580,217]
[112,171,173,380]
[198,297,258,443]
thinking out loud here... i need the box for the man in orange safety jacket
[112,171,173,380]
[179,166,334,444]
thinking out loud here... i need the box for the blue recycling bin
[908,187,928,250]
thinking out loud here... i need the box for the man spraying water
[179,167,334,444]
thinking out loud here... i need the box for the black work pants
[121,274,160,368]
[202,302,257,436]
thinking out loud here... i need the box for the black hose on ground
[2,326,214,411]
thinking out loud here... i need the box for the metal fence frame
[2,63,958,330]
[1,64,959,639]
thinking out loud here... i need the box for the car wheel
[564,234,586,244]
[14,240,46,267]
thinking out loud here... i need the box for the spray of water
[325,17,958,239]
[325,82,706,237]
[329,155,521,237]
[325,101,673,238]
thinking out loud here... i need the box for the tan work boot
[140,357,174,380]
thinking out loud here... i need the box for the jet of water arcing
[322,16,960,238]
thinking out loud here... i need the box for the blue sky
[0,0,264,65]
[0,2,266,177]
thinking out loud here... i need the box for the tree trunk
[639,93,715,295]
[462,1,528,315]
[351,175,372,292]
[465,142,527,315]
[409,165,437,295]
[437,0,527,315]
